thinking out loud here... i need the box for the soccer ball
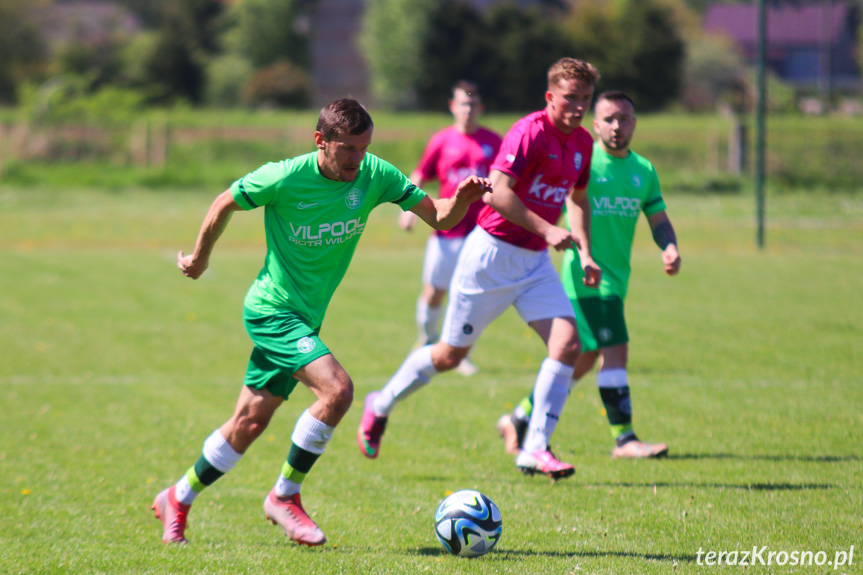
[434,489,502,558]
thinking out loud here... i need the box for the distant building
[39,1,141,49]
[704,2,860,91]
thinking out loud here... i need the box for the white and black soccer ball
[434,489,502,558]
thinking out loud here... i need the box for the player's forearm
[486,188,553,238]
[566,193,592,258]
[429,196,467,230]
[651,220,677,250]
[191,191,238,263]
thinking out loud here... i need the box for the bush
[242,61,311,109]
[205,55,255,108]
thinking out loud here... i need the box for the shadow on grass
[410,547,698,562]
[667,452,859,463]
[585,481,833,491]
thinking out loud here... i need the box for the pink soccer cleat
[515,449,576,480]
[151,485,191,544]
[263,489,326,546]
[357,391,388,459]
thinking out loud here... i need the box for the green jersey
[231,151,426,328]
[563,143,666,300]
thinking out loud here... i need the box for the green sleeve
[641,163,666,217]
[372,155,427,211]
[230,161,287,210]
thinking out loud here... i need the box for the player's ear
[314,131,327,150]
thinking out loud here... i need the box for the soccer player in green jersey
[497,91,681,459]
[151,98,491,546]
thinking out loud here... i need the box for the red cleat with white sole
[151,485,190,544]
[263,489,326,546]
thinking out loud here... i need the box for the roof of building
[704,2,856,46]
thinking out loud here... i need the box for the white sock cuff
[291,410,335,455]
[541,357,575,380]
[416,345,439,381]
[203,430,242,473]
[596,368,628,388]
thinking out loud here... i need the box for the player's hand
[399,210,417,231]
[581,258,601,288]
[454,176,493,205]
[662,244,681,276]
[178,250,208,279]
[545,226,575,252]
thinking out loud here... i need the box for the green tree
[413,1,570,112]
[479,4,572,111]
[361,0,435,109]
[415,1,487,110]
[565,0,684,111]
[56,26,130,93]
[0,0,46,104]
[680,34,747,111]
[223,0,311,69]
[205,54,255,108]
[139,0,226,104]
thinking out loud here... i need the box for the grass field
[4,109,863,194]
[1,186,861,574]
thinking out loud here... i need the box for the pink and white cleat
[515,449,576,480]
[151,485,191,544]
[357,392,388,459]
[263,489,326,546]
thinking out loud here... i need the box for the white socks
[175,430,242,505]
[523,358,575,453]
[290,410,335,455]
[597,367,628,389]
[373,345,438,416]
[274,411,334,497]
[416,298,442,344]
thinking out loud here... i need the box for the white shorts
[422,235,467,290]
[440,228,574,348]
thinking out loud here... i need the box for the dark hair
[316,98,374,140]
[595,90,635,109]
[451,80,481,99]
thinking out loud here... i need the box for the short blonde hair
[548,58,600,89]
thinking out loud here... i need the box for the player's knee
[431,345,468,371]
[327,374,354,414]
[234,413,270,441]
[557,339,582,366]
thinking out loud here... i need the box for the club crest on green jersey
[345,188,364,209]
[297,337,316,353]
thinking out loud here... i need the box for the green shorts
[243,307,331,400]
[571,296,628,352]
